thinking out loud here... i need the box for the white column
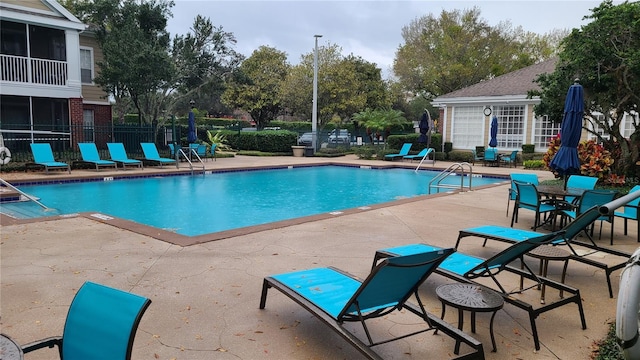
[65,29,82,96]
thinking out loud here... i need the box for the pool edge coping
[0,161,509,246]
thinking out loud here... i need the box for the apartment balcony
[1,54,67,86]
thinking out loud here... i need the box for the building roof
[0,0,85,31]
[436,58,558,99]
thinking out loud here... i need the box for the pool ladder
[176,148,206,175]
[427,162,473,194]
[0,177,50,210]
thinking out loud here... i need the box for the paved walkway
[1,155,636,359]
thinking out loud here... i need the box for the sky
[166,1,616,79]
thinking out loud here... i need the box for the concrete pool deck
[1,155,637,359]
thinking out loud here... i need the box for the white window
[80,47,94,84]
[533,115,561,151]
[587,113,610,142]
[494,105,525,149]
[83,109,94,142]
[622,111,638,139]
[451,106,484,148]
[586,111,638,140]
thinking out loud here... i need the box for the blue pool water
[2,166,503,236]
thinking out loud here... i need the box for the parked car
[298,132,313,146]
[328,129,350,143]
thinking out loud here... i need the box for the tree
[280,43,390,129]
[221,46,290,129]
[72,0,175,125]
[352,108,407,146]
[171,15,243,117]
[532,0,640,176]
[393,7,560,98]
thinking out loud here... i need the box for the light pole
[312,34,322,153]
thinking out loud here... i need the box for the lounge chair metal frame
[140,142,177,168]
[26,143,71,174]
[373,231,587,352]
[107,143,143,169]
[260,249,485,360]
[75,143,118,171]
[456,206,629,298]
[384,143,412,161]
[403,147,434,162]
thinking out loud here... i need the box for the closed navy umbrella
[549,82,584,188]
[489,116,498,148]
[187,110,197,143]
[418,110,430,144]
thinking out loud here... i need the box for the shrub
[353,145,377,159]
[444,142,453,153]
[524,160,545,169]
[223,130,298,152]
[591,322,623,360]
[448,150,473,163]
[315,147,350,157]
[522,144,535,153]
[543,134,614,179]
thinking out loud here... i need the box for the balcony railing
[1,54,67,86]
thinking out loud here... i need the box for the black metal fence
[0,123,183,163]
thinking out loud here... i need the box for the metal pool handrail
[427,162,473,194]
[0,177,50,210]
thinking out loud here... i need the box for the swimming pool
[2,165,504,237]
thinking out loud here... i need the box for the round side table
[524,245,571,304]
[436,283,504,353]
[1,333,24,360]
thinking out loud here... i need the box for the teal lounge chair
[22,281,151,360]
[140,143,177,167]
[77,143,118,171]
[260,249,485,360]
[403,147,434,162]
[455,206,629,298]
[27,143,71,174]
[373,231,587,352]
[107,143,143,169]
[384,143,412,161]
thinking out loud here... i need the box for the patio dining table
[535,185,586,230]
[536,185,586,199]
